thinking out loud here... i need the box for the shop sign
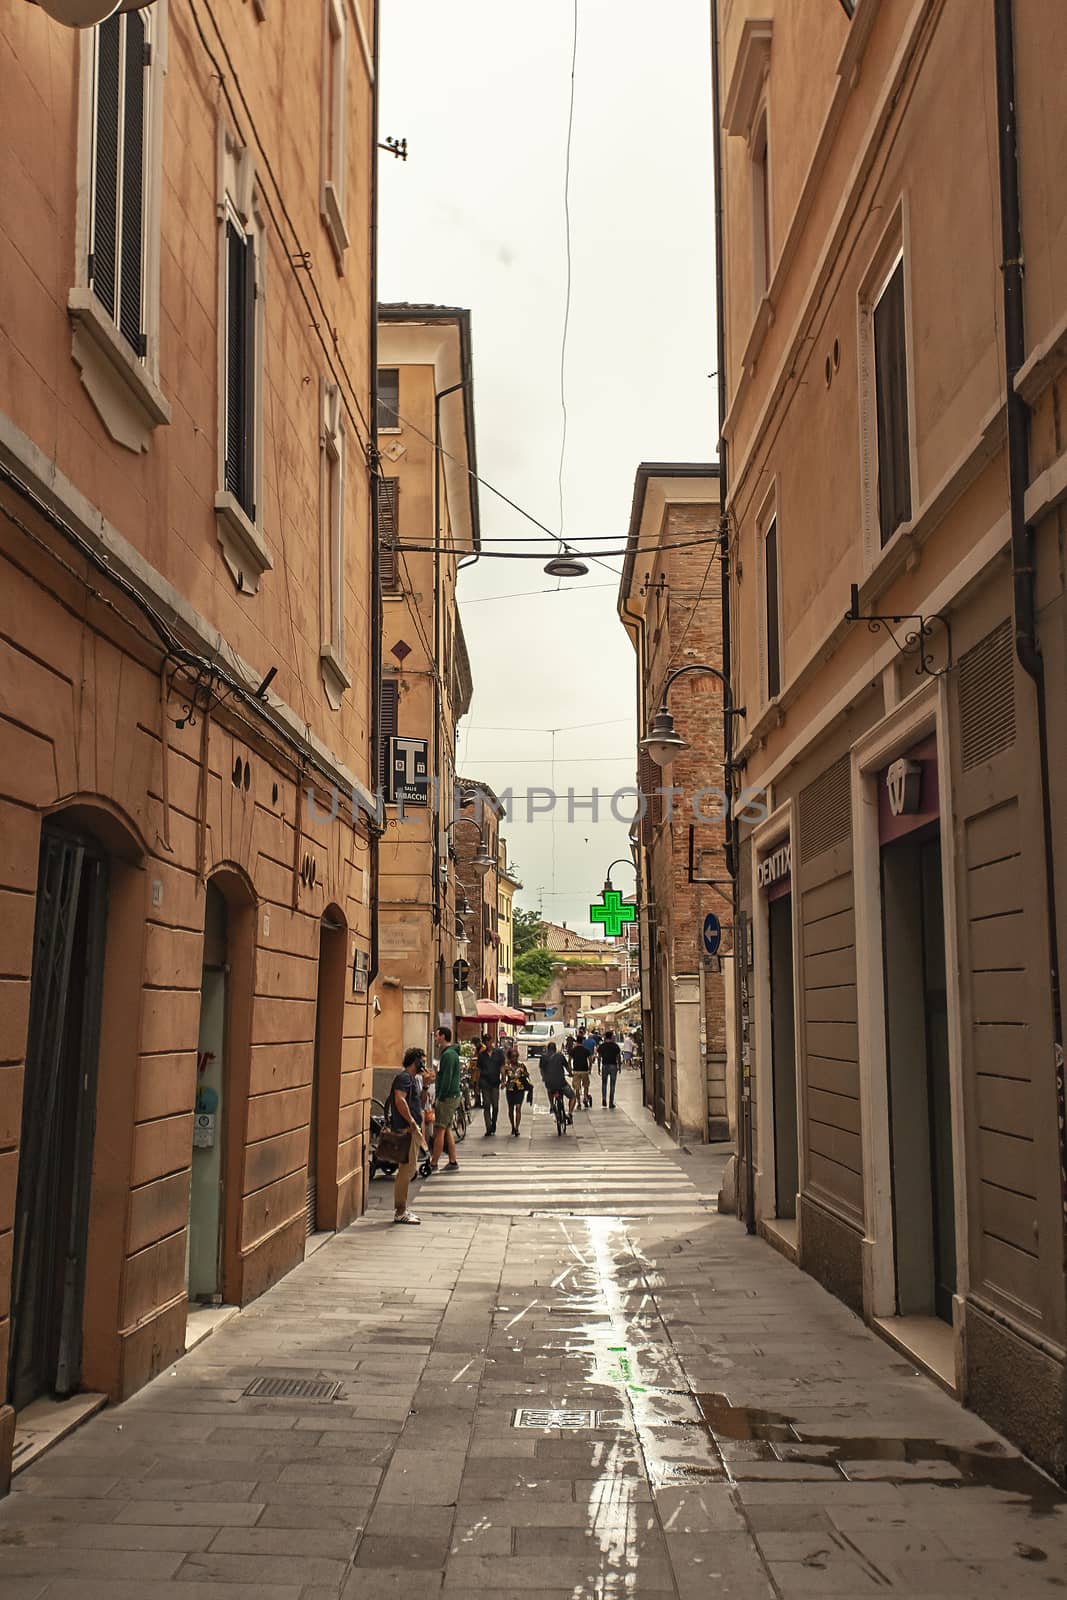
[756,842,791,892]
[388,736,429,804]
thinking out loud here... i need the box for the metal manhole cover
[243,1377,341,1402]
[513,1408,598,1429]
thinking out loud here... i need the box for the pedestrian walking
[388,1047,429,1224]
[598,1029,622,1109]
[473,1034,491,1108]
[568,1032,592,1109]
[429,1025,462,1171]
[480,1037,504,1136]
[620,1031,635,1070]
[503,1046,532,1136]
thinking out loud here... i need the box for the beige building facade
[0,0,380,1488]
[713,0,1066,1477]
[618,465,732,1143]
[496,839,521,1006]
[372,306,477,1078]
[454,778,501,1006]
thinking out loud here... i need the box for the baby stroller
[367,1100,396,1182]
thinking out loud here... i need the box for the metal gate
[8,827,108,1411]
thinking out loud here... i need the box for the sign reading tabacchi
[757,841,791,891]
[388,735,429,805]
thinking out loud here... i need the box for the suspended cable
[557,0,579,557]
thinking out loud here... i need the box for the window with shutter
[378,477,399,592]
[379,680,399,796]
[873,258,912,546]
[224,220,256,518]
[764,516,781,700]
[89,11,148,358]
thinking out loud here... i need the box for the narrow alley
[1,1072,1063,1599]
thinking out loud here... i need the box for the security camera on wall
[34,0,122,26]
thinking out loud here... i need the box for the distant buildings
[618,465,732,1143]
[496,840,522,1006]
[372,305,478,1064]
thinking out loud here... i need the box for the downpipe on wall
[992,0,1066,1254]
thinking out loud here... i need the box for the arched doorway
[187,882,228,1304]
[309,908,347,1238]
[187,872,254,1310]
[9,821,111,1410]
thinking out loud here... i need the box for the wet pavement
[1,1072,1064,1597]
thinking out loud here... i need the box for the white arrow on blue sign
[702,912,722,957]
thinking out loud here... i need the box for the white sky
[378,0,717,934]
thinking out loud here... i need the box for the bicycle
[551,1089,570,1137]
[453,1094,468,1143]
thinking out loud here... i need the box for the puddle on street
[694,1392,1067,1513]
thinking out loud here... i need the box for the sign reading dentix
[756,841,791,893]
[388,735,429,805]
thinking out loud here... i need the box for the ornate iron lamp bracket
[844,584,951,679]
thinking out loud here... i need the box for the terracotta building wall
[0,0,378,1483]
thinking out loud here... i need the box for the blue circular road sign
[703,912,722,957]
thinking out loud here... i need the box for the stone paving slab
[0,1072,1064,1596]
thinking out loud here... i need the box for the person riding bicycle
[541,1045,576,1125]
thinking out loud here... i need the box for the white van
[516,1019,567,1062]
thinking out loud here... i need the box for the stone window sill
[68,286,170,452]
[320,640,350,709]
[321,182,350,267]
[214,491,272,594]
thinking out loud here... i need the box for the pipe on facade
[992,0,1065,1247]
[366,0,383,986]
[711,0,754,1232]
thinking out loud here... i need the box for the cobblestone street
[0,1073,1063,1598]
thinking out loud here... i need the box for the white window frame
[755,483,782,711]
[321,0,350,264]
[750,101,772,309]
[214,127,270,593]
[320,381,350,707]
[69,3,170,452]
[857,200,917,572]
[377,366,401,435]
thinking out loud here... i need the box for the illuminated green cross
[590,889,636,938]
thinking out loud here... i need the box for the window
[224,218,256,519]
[873,257,912,545]
[321,0,349,262]
[751,110,771,304]
[320,383,348,705]
[214,133,269,590]
[378,477,399,592]
[88,10,150,356]
[378,367,400,431]
[69,6,169,451]
[379,679,399,795]
[764,516,781,700]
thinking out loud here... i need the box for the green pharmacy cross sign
[590,889,636,939]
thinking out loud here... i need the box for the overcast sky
[378,0,717,934]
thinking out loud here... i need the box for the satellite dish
[35,0,123,26]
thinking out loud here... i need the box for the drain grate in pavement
[513,1408,598,1429]
[242,1376,341,1402]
